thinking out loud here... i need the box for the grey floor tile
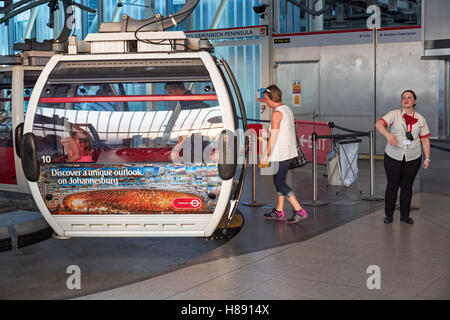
[293,240,373,258]
[232,275,317,300]
[323,258,397,289]
[198,243,297,270]
[371,274,440,297]
[166,269,275,300]
[143,262,232,291]
[244,256,342,283]
[98,283,179,300]
[373,253,449,285]
[417,269,450,300]
[167,291,214,300]
[261,245,350,274]
[74,292,117,300]
[352,288,427,300]
[306,225,393,250]
[417,236,450,263]
[290,282,361,300]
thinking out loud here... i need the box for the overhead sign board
[273,26,421,48]
[186,25,268,40]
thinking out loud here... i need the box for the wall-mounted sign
[257,87,266,102]
[274,38,290,44]
[186,25,268,40]
[273,26,421,48]
[292,81,301,107]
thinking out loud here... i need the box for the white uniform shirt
[380,109,430,161]
[269,105,298,162]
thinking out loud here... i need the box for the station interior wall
[273,41,440,154]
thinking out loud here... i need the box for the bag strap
[294,121,300,145]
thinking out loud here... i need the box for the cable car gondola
[19,29,248,238]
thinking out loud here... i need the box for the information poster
[292,81,301,107]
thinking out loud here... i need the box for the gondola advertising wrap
[39,163,220,215]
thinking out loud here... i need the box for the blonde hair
[264,85,282,103]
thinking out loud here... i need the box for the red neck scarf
[402,113,417,126]
[403,111,417,132]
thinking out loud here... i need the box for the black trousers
[384,153,421,218]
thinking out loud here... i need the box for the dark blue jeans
[273,158,295,198]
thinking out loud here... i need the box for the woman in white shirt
[375,90,431,224]
[260,85,308,224]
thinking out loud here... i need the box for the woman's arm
[262,110,282,163]
[375,119,397,146]
[421,137,431,169]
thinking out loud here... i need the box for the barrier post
[304,132,328,207]
[362,130,384,201]
[243,127,264,207]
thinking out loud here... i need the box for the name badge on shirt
[403,139,411,145]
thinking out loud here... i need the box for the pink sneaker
[264,208,286,221]
[287,209,308,224]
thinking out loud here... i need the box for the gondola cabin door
[0,66,42,194]
[23,52,238,237]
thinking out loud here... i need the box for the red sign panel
[248,124,263,155]
[0,147,17,185]
[294,120,331,165]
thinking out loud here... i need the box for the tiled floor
[78,192,450,300]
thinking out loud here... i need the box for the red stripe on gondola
[38,94,218,103]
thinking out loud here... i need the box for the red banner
[0,147,16,185]
[294,120,331,165]
[247,123,263,155]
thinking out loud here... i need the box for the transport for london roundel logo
[173,197,203,209]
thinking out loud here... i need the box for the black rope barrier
[316,132,369,140]
[430,144,450,153]
[328,122,367,135]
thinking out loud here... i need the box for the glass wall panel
[36,5,53,42]
[279,0,421,33]
[2,1,266,53]
[0,23,7,55]
[215,45,260,121]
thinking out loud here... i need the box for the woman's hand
[375,120,397,146]
[423,159,430,169]
[259,154,270,168]
[386,133,397,146]
[260,153,269,164]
